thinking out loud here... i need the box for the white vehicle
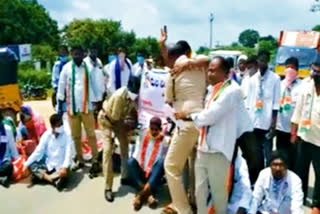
[209,50,243,67]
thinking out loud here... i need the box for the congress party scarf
[299,85,316,133]
[139,130,162,178]
[199,79,231,147]
[69,61,89,115]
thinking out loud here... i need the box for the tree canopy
[238,29,260,48]
[0,0,59,47]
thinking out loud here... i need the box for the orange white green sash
[67,61,89,116]
[199,79,231,147]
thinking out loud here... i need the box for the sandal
[133,195,143,211]
[161,206,178,214]
[147,195,158,209]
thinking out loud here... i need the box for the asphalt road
[0,100,313,214]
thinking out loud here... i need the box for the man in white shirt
[249,151,304,214]
[276,57,301,170]
[133,53,147,77]
[245,51,281,173]
[241,55,258,100]
[107,48,132,94]
[176,56,252,214]
[291,57,320,213]
[84,46,106,120]
[23,114,73,191]
[235,55,248,85]
[57,46,99,175]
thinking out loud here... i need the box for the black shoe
[104,189,114,202]
[120,178,131,186]
[55,178,65,192]
[0,177,10,188]
[71,161,85,171]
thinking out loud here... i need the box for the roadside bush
[18,69,51,89]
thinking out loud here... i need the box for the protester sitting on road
[207,154,252,214]
[98,76,140,202]
[249,151,304,214]
[23,114,73,191]
[17,105,47,156]
[0,112,19,188]
[127,116,167,211]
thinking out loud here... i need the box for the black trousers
[276,130,297,170]
[295,139,320,208]
[237,131,263,185]
[0,160,13,186]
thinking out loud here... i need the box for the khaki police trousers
[164,121,199,214]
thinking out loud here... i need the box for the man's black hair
[50,114,62,127]
[176,40,191,55]
[226,57,234,68]
[257,50,271,62]
[285,57,299,69]
[213,56,232,74]
[127,75,141,94]
[268,150,289,168]
[246,55,258,65]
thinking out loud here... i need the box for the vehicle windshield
[275,46,317,67]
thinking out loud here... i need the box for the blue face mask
[60,56,68,63]
[137,56,145,65]
[108,55,116,63]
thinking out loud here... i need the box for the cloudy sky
[38,0,319,50]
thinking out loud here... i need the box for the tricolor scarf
[299,84,316,133]
[68,61,90,116]
[199,79,231,147]
[0,121,8,168]
[279,80,297,113]
[139,131,163,178]
[114,58,132,90]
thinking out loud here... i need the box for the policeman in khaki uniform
[162,41,209,214]
[98,76,140,203]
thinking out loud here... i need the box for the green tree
[32,44,57,65]
[63,19,160,63]
[238,29,260,48]
[312,25,320,31]
[0,0,59,47]
[311,0,320,12]
[196,46,211,55]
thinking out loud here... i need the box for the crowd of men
[0,28,320,214]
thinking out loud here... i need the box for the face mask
[137,56,145,65]
[247,68,257,76]
[108,55,116,63]
[60,56,68,63]
[54,125,64,134]
[284,67,297,87]
[128,91,138,101]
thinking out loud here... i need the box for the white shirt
[24,130,73,171]
[276,79,301,133]
[133,62,148,77]
[291,77,320,147]
[245,70,281,130]
[249,168,304,214]
[191,80,253,161]
[228,155,252,214]
[57,61,97,112]
[84,56,106,102]
[107,58,132,94]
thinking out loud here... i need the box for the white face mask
[128,91,138,101]
[54,125,64,134]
